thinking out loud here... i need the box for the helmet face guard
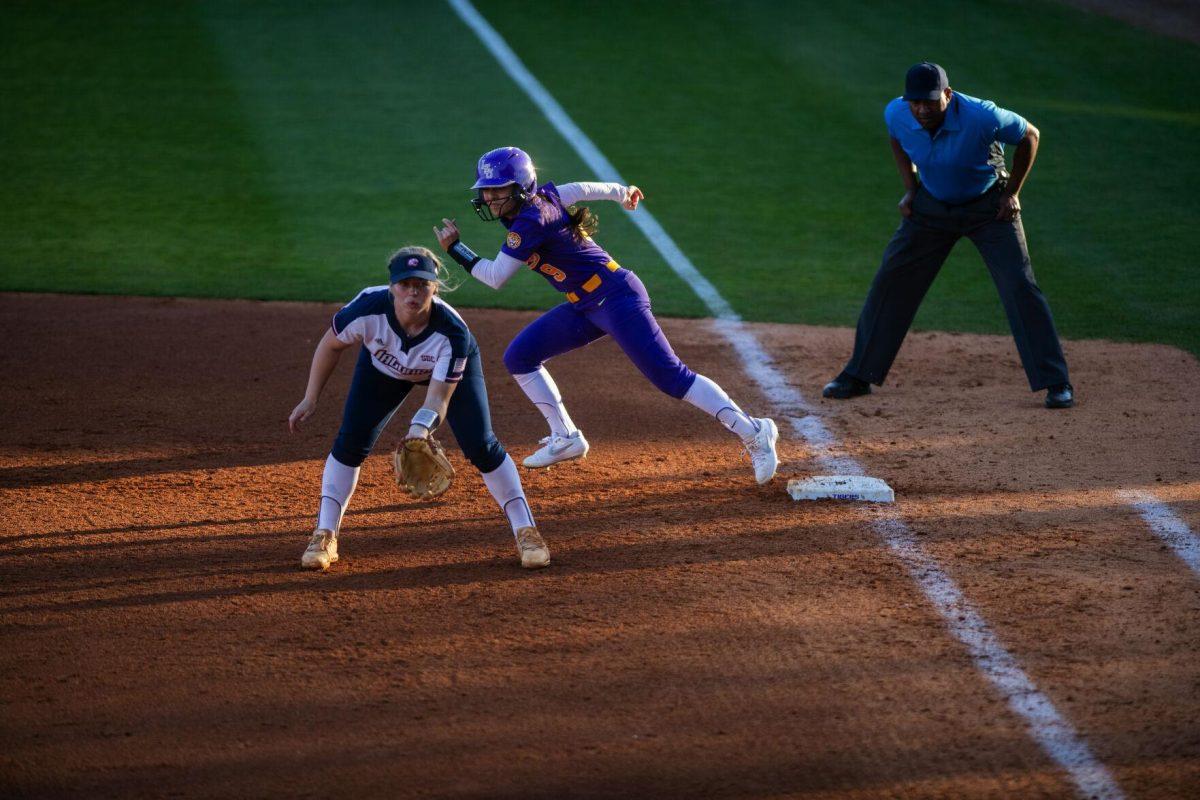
[470,183,531,221]
[470,146,537,222]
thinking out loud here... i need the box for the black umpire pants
[843,183,1069,391]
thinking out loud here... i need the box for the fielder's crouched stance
[288,246,550,571]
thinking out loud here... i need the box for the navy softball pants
[330,346,507,473]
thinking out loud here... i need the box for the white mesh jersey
[331,287,473,383]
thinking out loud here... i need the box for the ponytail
[566,204,599,241]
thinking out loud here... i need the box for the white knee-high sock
[513,368,577,437]
[481,454,536,533]
[316,454,360,534]
[683,374,760,442]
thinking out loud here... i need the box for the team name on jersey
[373,348,433,377]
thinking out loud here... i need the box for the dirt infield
[2,293,1198,799]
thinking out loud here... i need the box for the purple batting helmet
[470,146,537,221]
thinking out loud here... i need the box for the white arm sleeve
[471,251,527,290]
[557,181,628,206]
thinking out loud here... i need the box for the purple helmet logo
[471,146,537,193]
[407,257,419,267]
[470,146,538,222]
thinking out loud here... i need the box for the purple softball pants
[502,272,697,399]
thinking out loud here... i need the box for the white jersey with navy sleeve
[331,288,473,384]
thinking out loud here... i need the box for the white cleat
[744,417,779,485]
[515,526,551,569]
[301,528,338,571]
[522,430,589,469]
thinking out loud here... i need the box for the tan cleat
[301,528,338,571]
[515,526,550,569]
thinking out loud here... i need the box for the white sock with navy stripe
[683,374,760,442]
[513,367,577,438]
[481,455,536,533]
[317,454,360,534]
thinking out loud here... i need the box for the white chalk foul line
[444,0,735,322]
[448,1,1124,797]
[1119,489,1200,577]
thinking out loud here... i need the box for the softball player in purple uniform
[434,147,778,484]
[288,246,549,571]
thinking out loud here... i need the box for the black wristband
[448,240,481,273]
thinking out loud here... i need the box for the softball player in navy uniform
[288,246,550,570]
[434,146,779,484]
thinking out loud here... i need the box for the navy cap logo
[388,250,440,284]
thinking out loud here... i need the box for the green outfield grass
[2,0,1197,354]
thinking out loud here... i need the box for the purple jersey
[501,182,631,306]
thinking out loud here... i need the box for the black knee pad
[330,435,370,468]
[463,437,507,474]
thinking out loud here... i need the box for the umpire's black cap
[903,61,949,101]
[388,251,440,283]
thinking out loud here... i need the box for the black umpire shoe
[1045,383,1075,409]
[822,372,872,399]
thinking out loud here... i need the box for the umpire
[823,62,1074,409]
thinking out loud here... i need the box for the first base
[788,475,895,503]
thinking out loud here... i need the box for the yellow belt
[566,261,620,303]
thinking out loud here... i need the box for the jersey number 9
[537,263,567,282]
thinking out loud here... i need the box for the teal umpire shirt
[885,92,1028,204]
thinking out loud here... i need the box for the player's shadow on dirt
[6,462,773,559]
[3,498,449,547]
[0,448,315,489]
[0,441,774,490]
[5,476,787,567]
[5,496,857,619]
[2,514,310,547]
[3,465,859,619]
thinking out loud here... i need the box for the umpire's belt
[566,260,620,303]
